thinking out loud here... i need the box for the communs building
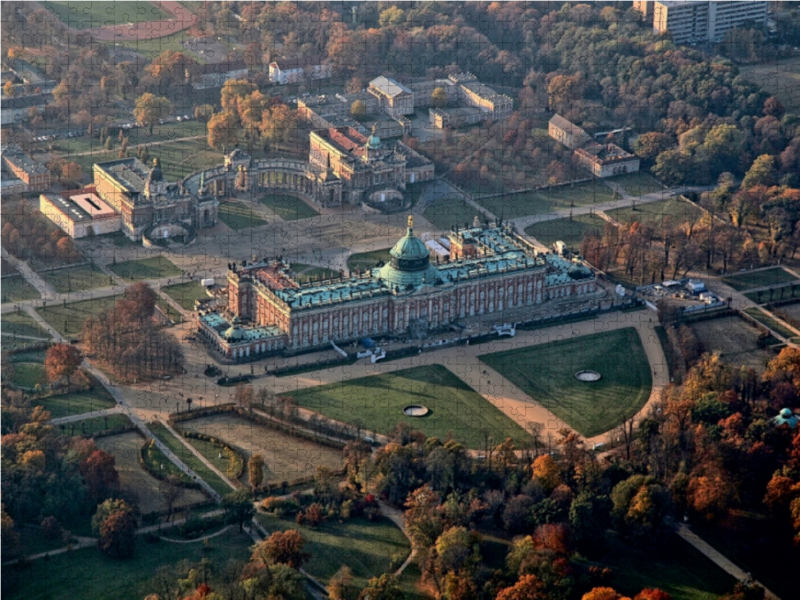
[39,190,121,238]
[198,217,598,360]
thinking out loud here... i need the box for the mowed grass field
[96,431,207,514]
[722,267,798,291]
[1,529,253,600]
[255,514,410,590]
[289,365,532,448]
[7,362,46,388]
[42,1,170,26]
[480,328,652,437]
[608,172,666,196]
[36,378,117,418]
[739,56,800,111]
[37,295,121,337]
[162,281,210,310]
[179,413,344,486]
[477,191,553,219]
[347,248,392,272]
[218,201,267,230]
[690,314,775,374]
[1,312,50,338]
[424,196,484,230]
[1,276,41,303]
[108,256,181,281]
[42,263,109,293]
[259,193,320,221]
[525,214,607,250]
[607,197,703,228]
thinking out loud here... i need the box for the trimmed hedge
[170,403,237,423]
[234,407,347,450]
[139,439,203,490]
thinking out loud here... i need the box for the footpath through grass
[2,528,253,600]
[148,421,233,497]
[259,193,319,220]
[525,214,607,250]
[743,308,797,339]
[289,364,532,448]
[1,277,41,303]
[35,382,117,419]
[480,328,652,438]
[1,312,50,339]
[256,513,410,590]
[607,197,703,228]
[108,256,181,282]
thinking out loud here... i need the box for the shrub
[262,496,301,515]
[40,516,63,540]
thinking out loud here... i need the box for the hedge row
[169,403,237,423]
[234,407,347,450]
[138,439,204,491]
[181,430,245,480]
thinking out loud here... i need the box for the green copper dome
[224,317,244,341]
[376,216,438,289]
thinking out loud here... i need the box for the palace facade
[199,217,598,360]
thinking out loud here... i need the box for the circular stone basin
[575,370,602,382]
[403,405,430,417]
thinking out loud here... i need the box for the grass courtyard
[524,214,607,250]
[288,365,532,448]
[108,256,181,282]
[42,1,170,26]
[722,267,798,291]
[347,248,392,273]
[258,193,320,221]
[1,528,253,600]
[162,281,210,311]
[218,201,268,230]
[1,277,41,303]
[255,514,410,590]
[41,263,109,293]
[607,197,703,229]
[7,362,46,388]
[423,196,484,230]
[479,328,652,438]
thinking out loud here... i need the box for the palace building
[198,217,598,360]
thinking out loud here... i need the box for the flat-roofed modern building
[649,1,767,45]
[39,192,121,238]
[1,143,51,191]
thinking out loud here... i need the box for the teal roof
[377,221,438,288]
[773,408,799,428]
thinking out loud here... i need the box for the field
[1,528,253,600]
[524,214,607,250]
[347,248,392,273]
[148,421,233,497]
[96,431,207,514]
[477,191,553,219]
[576,533,735,600]
[162,281,210,311]
[179,413,344,486]
[1,312,50,339]
[258,193,320,221]
[479,328,652,438]
[743,308,797,339]
[289,365,533,448]
[7,362,46,388]
[738,56,800,111]
[108,256,181,282]
[36,383,117,419]
[1,277,41,303]
[218,201,267,230]
[608,172,666,196]
[256,514,410,590]
[423,196,484,230]
[291,264,340,284]
[55,121,206,156]
[58,414,133,437]
[690,314,775,373]
[42,264,109,293]
[37,295,121,337]
[607,197,703,228]
[538,179,617,207]
[721,267,798,291]
[42,1,170,26]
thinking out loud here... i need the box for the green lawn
[347,248,393,273]
[180,433,242,482]
[2,528,253,600]
[42,264,108,293]
[722,268,798,291]
[477,191,554,219]
[108,257,181,282]
[36,385,116,419]
[140,438,195,486]
[576,533,735,600]
[148,422,233,497]
[42,1,170,26]
[424,197,484,230]
[1,312,50,339]
[8,362,46,388]
[524,214,607,250]
[156,297,185,324]
[57,414,132,437]
[607,197,703,228]
[55,121,206,156]
[218,202,267,230]
[291,264,340,284]
[744,284,800,304]
[743,308,797,339]
[289,365,532,448]
[608,172,666,196]
[539,180,617,207]
[259,193,320,221]
[162,281,210,311]
[1,277,41,303]
[480,328,652,438]
[256,514,410,589]
[37,296,121,337]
